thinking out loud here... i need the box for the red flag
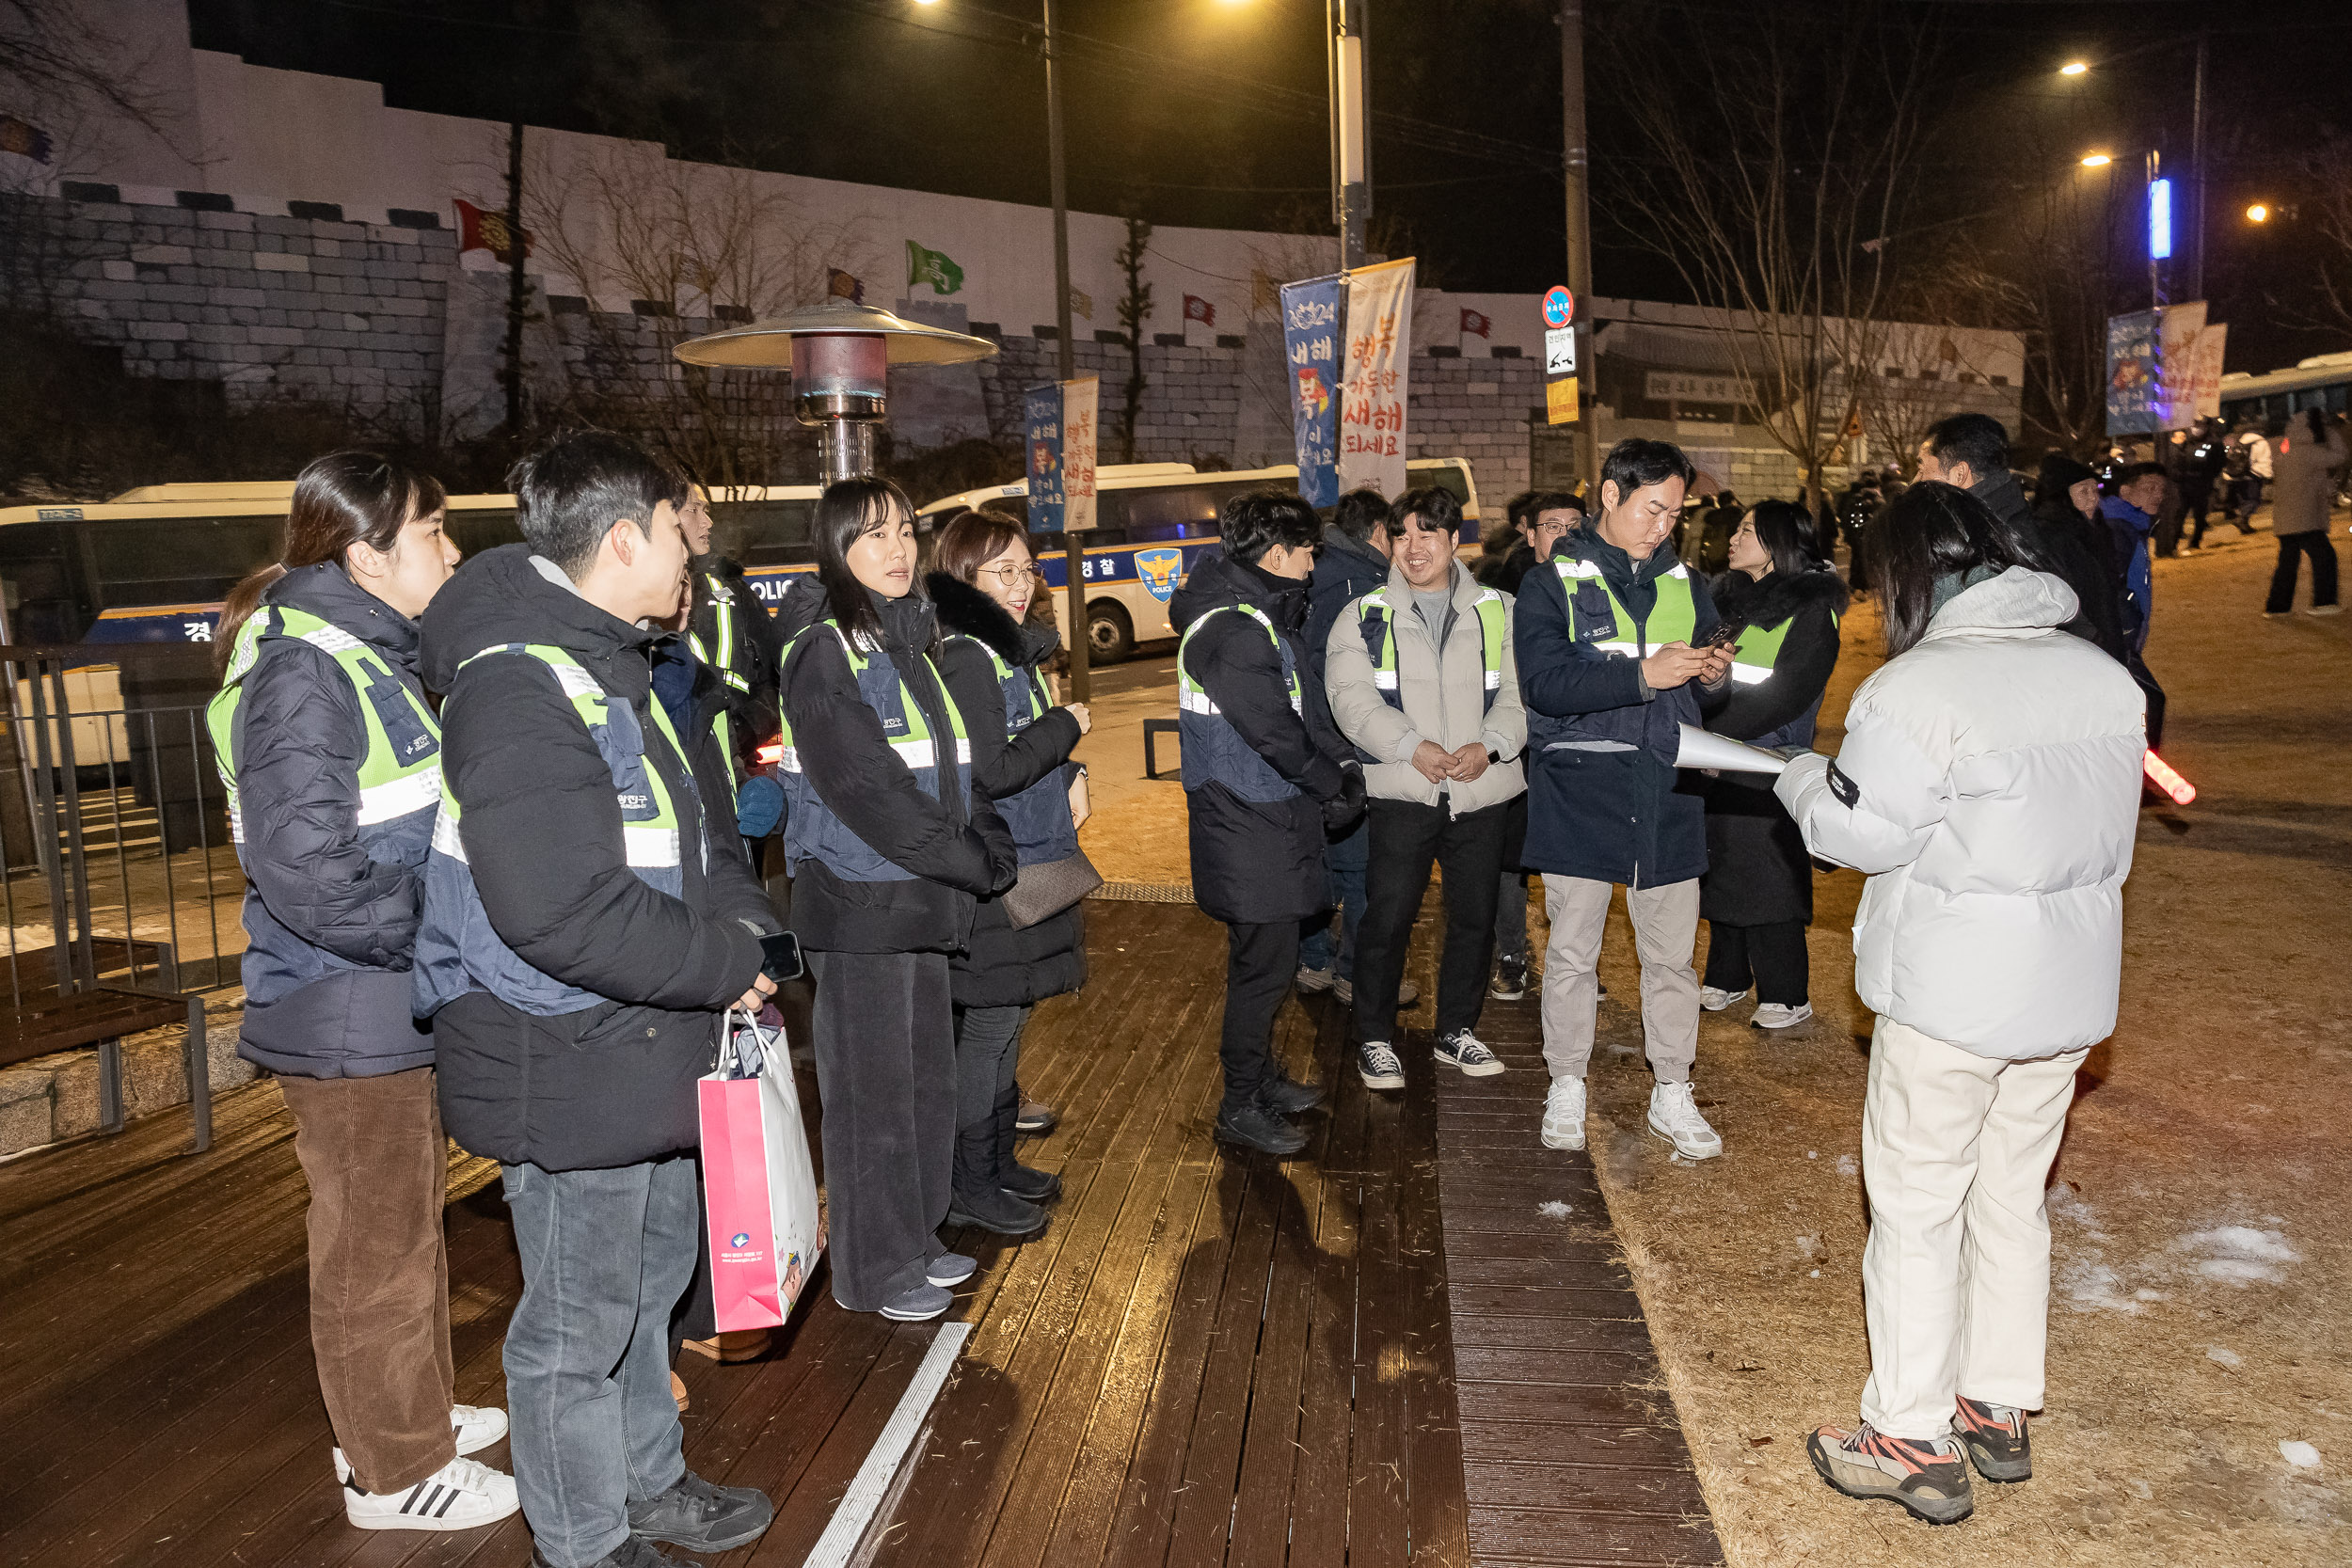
[828,268,865,305]
[1460,308,1491,339]
[1184,294,1215,327]
[454,198,532,262]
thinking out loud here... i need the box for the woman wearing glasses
[926,510,1093,1237]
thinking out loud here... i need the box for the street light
[2059,60,2090,76]
[2081,151,2113,167]
[2247,203,2270,223]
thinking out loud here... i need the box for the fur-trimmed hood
[1709,564,1847,631]
[925,570,1062,670]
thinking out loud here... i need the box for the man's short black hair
[507,430,690,578]
[1505,488,1581,537]
[1922,413,2010,480]
[1329,488,1390,546]
[1219,489,1321,565]
[1598,438,1696,505]
[2116,461,2169,486]
[1385,485,1463,539]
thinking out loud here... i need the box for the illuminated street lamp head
[2059,61,2090,76]
[2247,203,2271,223]
[2080,152,2113,168]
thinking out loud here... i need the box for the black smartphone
[758,930,805,984]
[1701,621,1744,650]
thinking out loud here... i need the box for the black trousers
[1219,921,1299,1117]
[2266,531,2340,613]
[1703,919,1809,1006]
[1354,797,1508,1043]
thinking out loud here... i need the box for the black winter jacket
[1477,541,1541,597]
[1515,531,1723,886]
[229,562,436,1077]
[421,546,776,1172]
[1971,470,2120,658]
[1172,550,1360,926]
[1302,526,1390,736]
[690,553,787,766]
[775,582,1018,956]
[928,572,1088,1009]
[1699,567,1845,927]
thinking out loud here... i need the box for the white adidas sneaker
[1540,1075,1587,1151]
[1647,1081,1724,1160]
[342,1454,519,1531]
[333,1403,509,1487]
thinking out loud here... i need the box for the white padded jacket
[1775,567,2146,1059]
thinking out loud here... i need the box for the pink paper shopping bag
[698,1009,826,1332]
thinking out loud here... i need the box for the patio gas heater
[672,300,999,484]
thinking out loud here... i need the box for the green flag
[907,240,965,296]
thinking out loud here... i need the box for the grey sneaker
[1433,1031,1505,1076]
[1806,1422,1973,1525]
[881,1282,953,1321]
[627,1469,775,1553]
[926,1252,977,1287]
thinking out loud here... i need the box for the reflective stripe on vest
[946,632,1079,865]
[773,624,973,780]
[1553,557,1697,659]
[1176,603,1303,716]
[1174,603,1304,803]
[687,569,750,762]
[1352,585,1507,711]
[1726,601,1840,687]
[207,604,441,851]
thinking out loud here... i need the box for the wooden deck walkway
[0,895,1717,1567]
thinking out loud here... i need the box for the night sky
[189,0,2352,374]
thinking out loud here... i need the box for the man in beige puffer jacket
[1326,486,1527,1090]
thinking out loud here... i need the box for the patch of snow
[2126,1477,2153,1500]
[1836,1154,1857,1177]
[1808,1269,1820,1278]
[1806,1150,1818,1159]
[2174,1226,2301,1286]
[1537,1200,1573,1219]
[2280,1440,2322,1469]
[2206,1346,2243,1369]
[2058,1257,2145,1314]
[2046,1183,2108,1239]
[2133,1288,2165,1302]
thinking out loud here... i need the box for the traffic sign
[1545,327,1577,376]
[1541,286,1576,328]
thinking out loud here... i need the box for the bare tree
[0,0,175,138]
[522,143,877,485]
[1113,213,1152,463]
[1597,0,1938,509]
[2289,134,2352,341]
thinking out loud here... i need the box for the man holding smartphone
[1513,439,1736,1164]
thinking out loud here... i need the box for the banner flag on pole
[2190,322,2228,420]
[1024,377,1099,535]
[2157,301,2207,432]
[1339,257,1415,499]
[2105,309,2160,436]
[1280,275,1344,507]
[907,240,965,295]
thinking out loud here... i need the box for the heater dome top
[672,300,999,369]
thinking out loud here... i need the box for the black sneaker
[1001,1163,1062,1202]
[536,1535,691,1567]
[1257,1073,1325,1116]
[627,1470,775,1553]
[945,1183,1047,1237]
[1214,1101,1308,1157]
[1954,1395,2032,1481]
[1488,958,1527,1002]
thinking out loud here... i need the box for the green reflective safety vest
[1352,584,1507,709]
[206,605,442,856]
[775,620,975,883]
[1552,556,1698,658]
[946,633,1079,865]
[1175,603,1303,803]
[1725,599,1841,687]
[686,568,751,760]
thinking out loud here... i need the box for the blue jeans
[1298,816,1370,980]
[501,1155,699,1567]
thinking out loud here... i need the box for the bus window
[89,515,279,612]
[1422,463,1471,508]
[1120,484,1222,543]
[0,525,88,642]
[719,499,817,567]
[447,508,522,558]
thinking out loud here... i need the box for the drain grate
[1089,880,1194,904]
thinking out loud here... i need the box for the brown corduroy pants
[277,1066,458,1494]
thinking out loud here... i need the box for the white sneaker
[1357,1040,1405,1090]
[1647,1081,1724,1160]
[1699,986,1744,1012]
[1752,1002,1814,1030]
[342,1454,519,1531]
[333,1404,509,1487]
[1295,965,1336,994]
[1541,1076,1587,1151]
[2307,604,2344,617]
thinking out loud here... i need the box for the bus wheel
[1088,600,1134,664]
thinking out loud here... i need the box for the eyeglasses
[981,562,1044,588]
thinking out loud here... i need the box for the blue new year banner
[1023,378,1098,534]
[1280,276,1343,508]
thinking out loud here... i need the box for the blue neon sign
[2148,178,2173,261]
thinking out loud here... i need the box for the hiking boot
[1357,1040,1406,1091]
[628,1469,775,1553]
[1258,1073,1325,1116]
[1488,958,1527,1002]
[1752,1002,1815,1030]
[1433,1030,1505,1076]
[927,1252,978,1287]
[946,1182,1047,1237]
[1806,1421,1974,1525]
[880,1283,952,1322]
[342,1454,519,1531]
[1647,1082,1723,1160]
[1541,1075,1587,1151]
[1001,1163,1062,1203]
[1215,1101,1308,1157]
[1954,1395,2032,1482]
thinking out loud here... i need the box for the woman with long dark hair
[207,452,519,1531]
[1698,500,1844,1029]
[772,478,1017,1322]
[1774,483,2143,1525]
[924,509,1091,1237]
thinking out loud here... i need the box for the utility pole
[1559,2,1597,492]
[501,119,528,440]
[2188,28,2207,302]
[1042,0,1089,703]
[1328,0,1370,271]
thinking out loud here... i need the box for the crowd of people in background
[203,389,2343,1558]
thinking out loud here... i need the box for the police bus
[2216,351,2352,430]
[918,456,1484,662]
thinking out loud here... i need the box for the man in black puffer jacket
[1173,491,1364,1158]
[416,433,782,1568]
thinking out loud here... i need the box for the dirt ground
[1575,524,2352,1563]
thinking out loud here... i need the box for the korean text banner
[1024,377,1100,534]
[1340,258,1416,499]
[1280,275,1344,507]
[2105,309,2160,436]
[2157,301,2207,433]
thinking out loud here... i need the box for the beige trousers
[1537,875,1700,1085]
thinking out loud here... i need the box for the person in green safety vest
[1697,500,1845,1033]
[1515,438,1737,1164]
[207,451,521,1533]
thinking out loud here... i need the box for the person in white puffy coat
[1773,482,2145,1525]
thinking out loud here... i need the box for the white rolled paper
[1674,723,1791,775]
